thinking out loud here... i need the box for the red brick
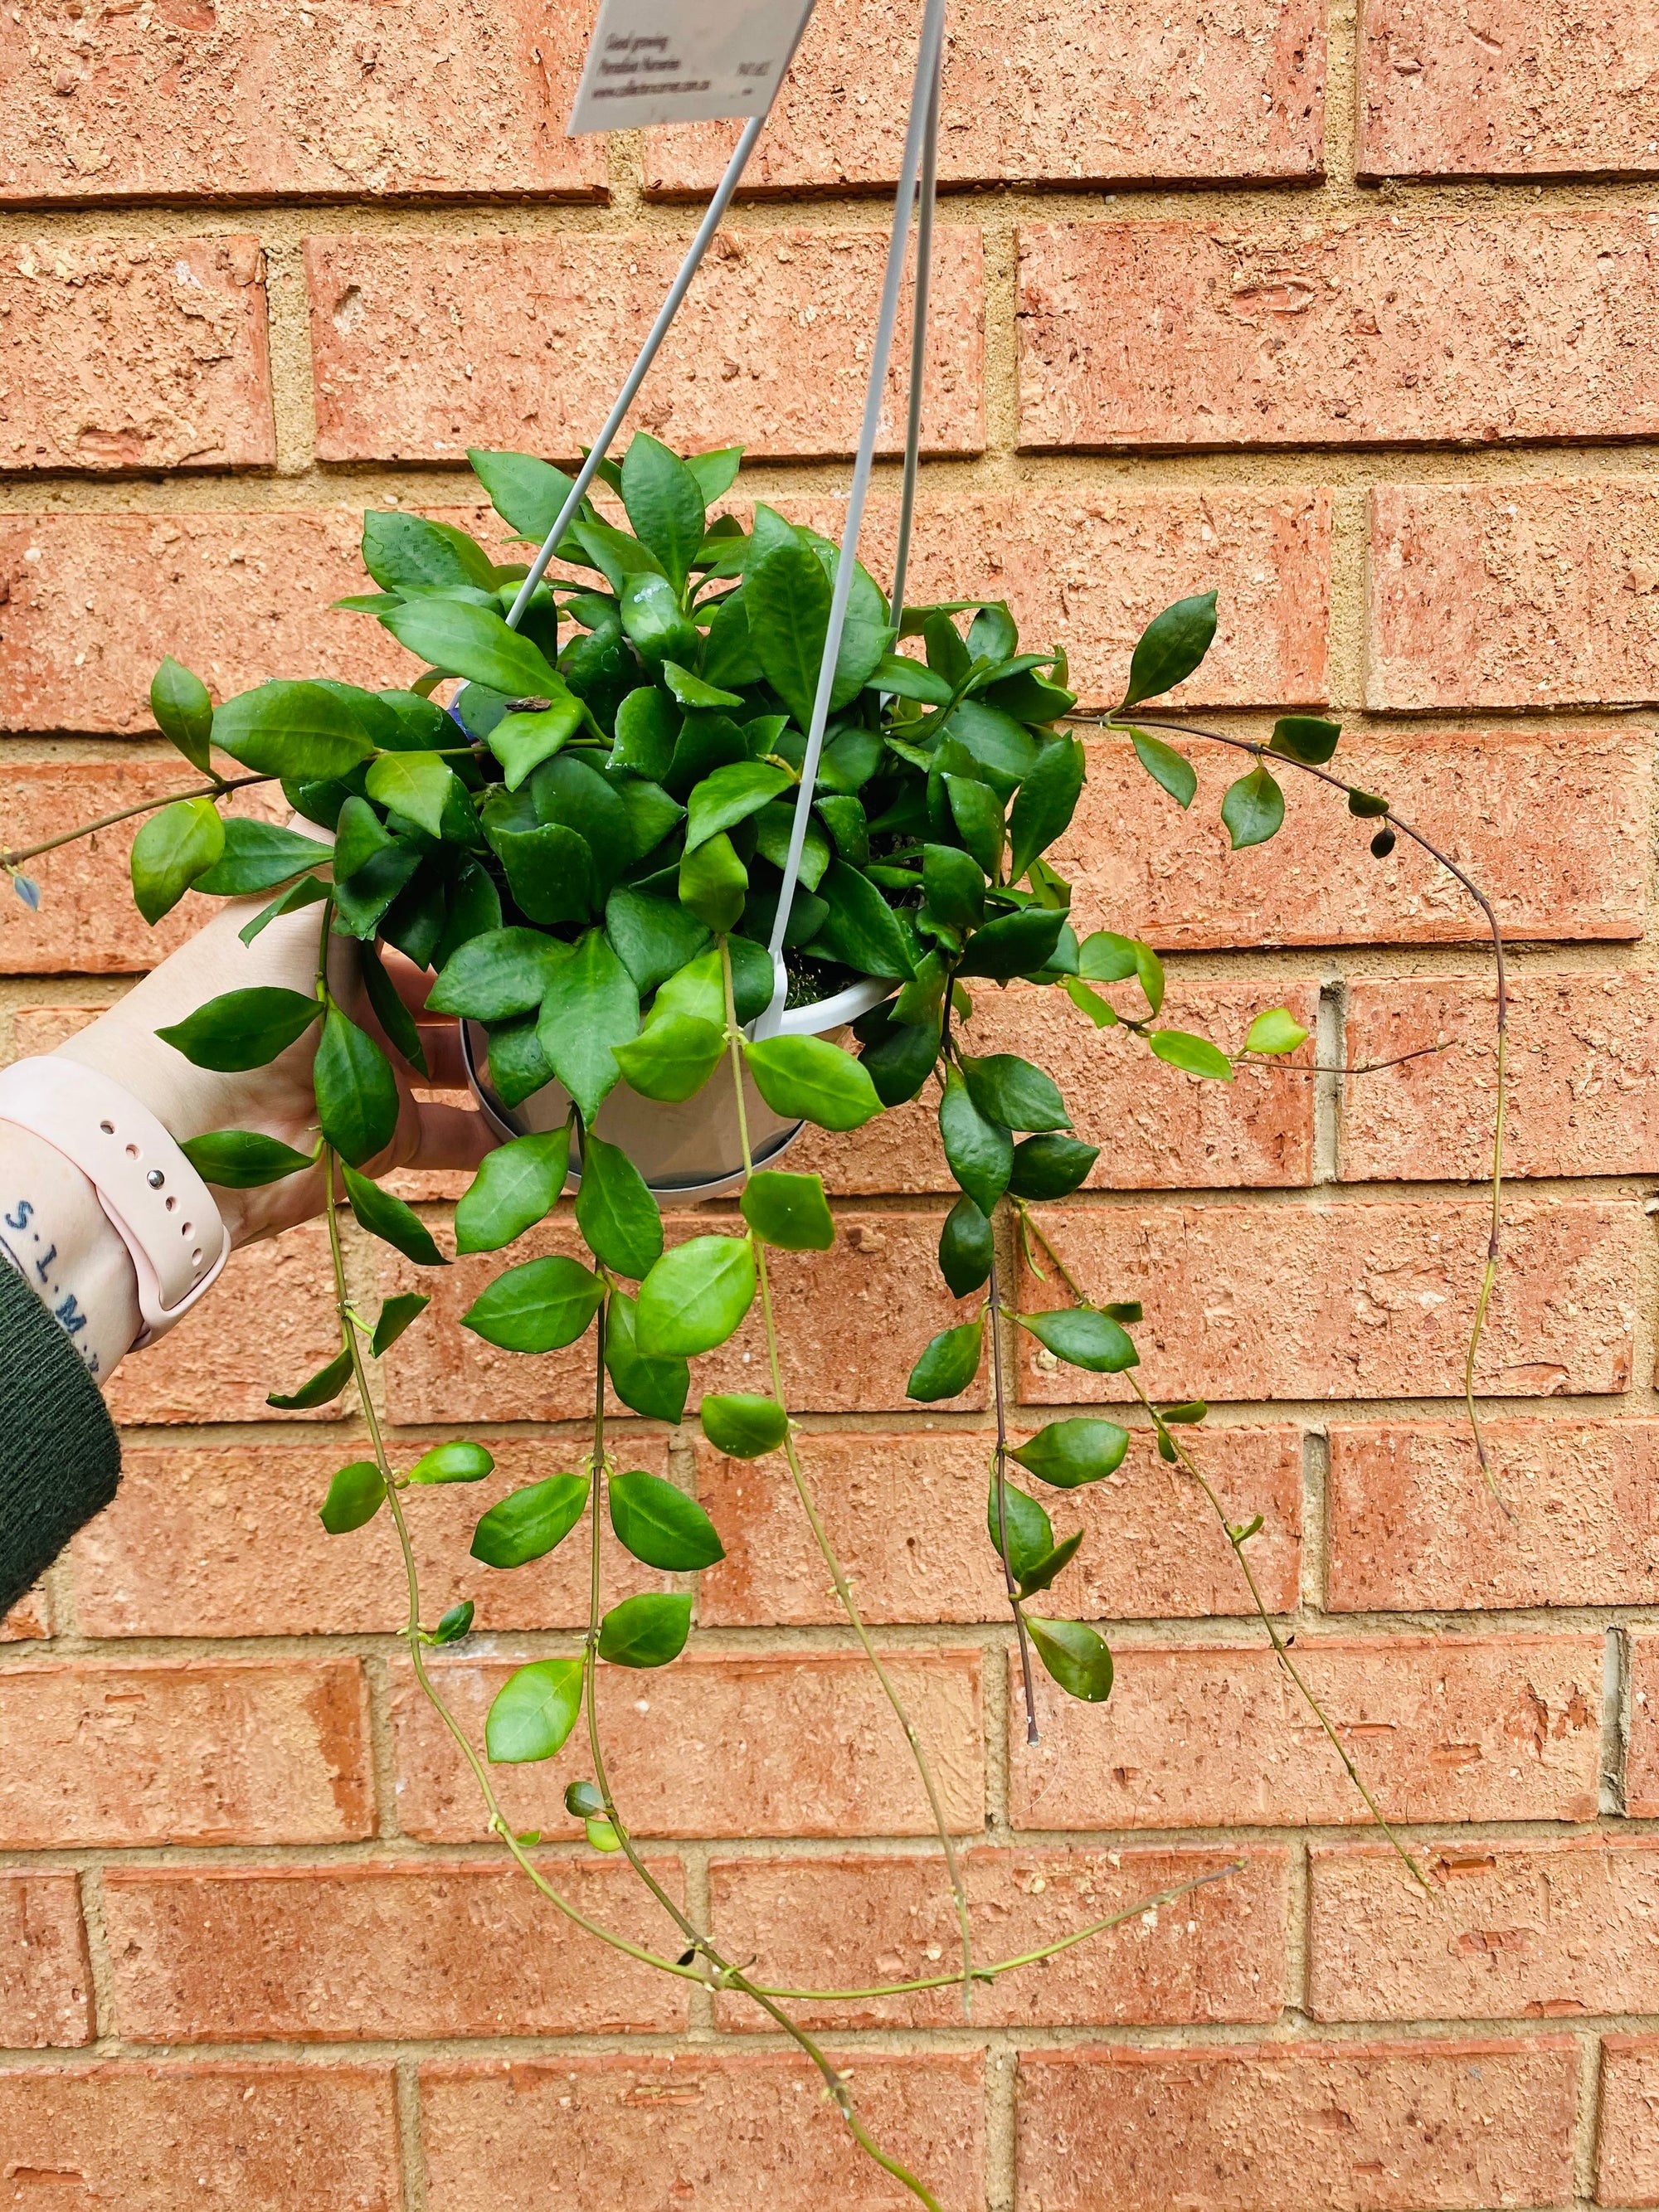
[1598,2036,1659,2206]
[71,1437,672,1639]
[1369,478,1659,711]
[709,1845,1287,2030]
[1016,1198,1637,1406]
[0,1657,373,1846]
[1017,2038,1575,2212]
[1,1584,49,1640]
[102,1859,686,2041]
[306,228,983,464]
[1624,1631,1659,1819]
[420,2050,985,2212]
[1360,0,1659,180]
[1327,1419,1659,1612]
[0,0,603,201]
[0,1873,91,2047]
[1010,1635,1603,1830]
[1310,1837,1659,2023]
[1019,213,1659,452]
[645,0,1323,191]
[1055,727,1648,950]
[0,2063,398,2212]
[382,1212,984,1424]
[392,1648,983,1840]
[1342,970,1659,1183]
[698,1424,1302,1626]
[0,236,270,471]
[105,1223,344,1427]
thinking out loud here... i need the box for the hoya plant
[5,437,1506,2210]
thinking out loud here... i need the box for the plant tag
[567,0,815,133]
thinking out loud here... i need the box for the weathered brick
[1344,969,1659,1181]
[71,1437,670,1639]
[382,1212,983,1424]
[1598,2035,1659,2206]
[1624,1631,1659,1819]
[1019,213,1659,451]
[0,1658,373,1846]
[102,1859,686,2041]
[0,2064,398,2212]
[1360,0,1659,179]
[1310,1837,1659,2023]
[0,236,270,471]
[392,1648,983,1840]
[306,228,984,464]
[1055,727,1648,950]
[708,1845,1287,2030]
[1017,2038,1575,2212]
[0,1873,91,2047]
[697,1424,1301,1626]
[1369,478,1659,711]
[1010,1635,1603,1830]
[420,2051,985,2212]
[1327,1419,1659,1612]
[646,0,1323,191]
[105,1223,343,1427]
[1017,1198,1637,1405]
[1,1583,49,1640]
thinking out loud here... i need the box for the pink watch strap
[0,1057,230,1346]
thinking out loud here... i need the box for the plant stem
[985,1236,1041,1747]
[0,773,275,869]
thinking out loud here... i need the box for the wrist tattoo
[1,1197,102,1376]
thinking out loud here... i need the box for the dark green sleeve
[0,1262,120,1616]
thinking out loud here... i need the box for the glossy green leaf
[407,1439,495,1485]
[598,1591,692,1669]
[1149,1028,1233,1082]
[371,1291,429,1356]
[180,1128,314,1189]
[1270,714,1341,766]
[609,1465,725,1568]
[1008,736,1084,882]
[1019,1305,1139,1373]
[685,760,791,851]
[319,1460,384,1534]
[341,1160,446,1265]
[461,1253,605,1353]
[1244,1007,1310,1055]
[1221,765,1285,850]
[1027,1616,1114,1703]
[486,1656,585,1762]
[455,1127,571,1255]
[426,926,561,1021]
[538,929,640,1125]
[698,1392,789,1459]
[739,1169,834,1252]
[574,1132,663,1279]
[194,819,331,897]
[130,797,226,925]
[906,1318,985,1403]
[1010,1417,1130,1490]
[268,1347,354,1410]
[1007,1135,1099,1202]
[613,1012,726,1103]
[1121,591,1218,708]
[212,680,379,782]
[150,655,215,774]
[606,1291,690,1423]
[938,1194,993,1296]
[635,1234,756,1357]
[382,596,559,698]
[471,1472,591,1569]
[621,432,706,594]
[955,907,1067,982]
[961,1053,1070,1134]
[315,1009,400,1166]
[157,985,320,1072]
[742,1034,882,1132]
[938,1065,1012,1218]
[1128,727,1198,809]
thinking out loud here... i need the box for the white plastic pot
[461,974,894,1201]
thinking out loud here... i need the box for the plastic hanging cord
[761,0,950,1026]
[888,35,942,628]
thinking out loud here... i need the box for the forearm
[0,1122,141,1383]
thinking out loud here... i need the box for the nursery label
[567,0,815,132]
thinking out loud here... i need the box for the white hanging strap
[759,0,949,1030]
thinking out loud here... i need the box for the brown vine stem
[1092,712,1511,1518]
[0,772,277,871]
[985,1237,1041,1747]
[1014,1203,1431,1896]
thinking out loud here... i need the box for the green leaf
[685,760,791,852]
[455,1127,571,1255]
[150,656,215,774]
[1027,1616,1114,1702]
[194,819,331,897]
[635,1234,756,1357]
[598,1591,691,1668]
[407,1439,495,1485]
[365,751,463,841]
[1019,1306,1139,1373]
[608,1466,725,1568]
[986,1474,1053,1583]
[1008,1135,1098,1201]
[1221,765,1285,850]
[268,1347,354,1410]
[427,927,561,1022]
[1128,728,1198,809]
[938,1194,993,1296]
[807,859,916,980]
[575,1133,663,1279]
[319,1461,385,1534]
[472,1472,591,1570]
[955,907,1066,982]
[371,1292,429,1356]
[1121,591,1218,707]
[212,680,379,782]
[341,1160,446,1266]
[1010,1418,1130,1490]
[462,1252,605,1353]
[961,1053,1069,1134]
[922,843,985,932]
[907,1318,984,1402]
[382,596,559,698]
[1347,786,1390,819]
[1149,1029,1233,1082]
[130,797,226,925]
[939,1065,1012,1218]
[468,447,582,541]
[743,1034,882,1132]
[739,1169,834,1252]
[698,1393,789,1459]
[157,985,320,1072]
[180,1128,314,1189]
[1270,714,1341,766]
[535,929,640,1125]
[315,1009,401,1166]
[431,1599,474,1645]
[486,1656,585,1762]
[1008,736,1084,882]
[1245,1007,1310,1055]
[606,1291,690,1423]
[620,433,707,593]
[612,1012,726,1103]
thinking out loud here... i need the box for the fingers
[409,1098,497,1174]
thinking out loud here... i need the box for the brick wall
[2,1,1658,2205]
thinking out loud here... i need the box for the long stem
[986,1237,1040,1747]
[1015,1203,1430,1894]
[722,941,978,2018]
[0,772,275,869]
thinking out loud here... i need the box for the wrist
[0,1122,141,1381]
